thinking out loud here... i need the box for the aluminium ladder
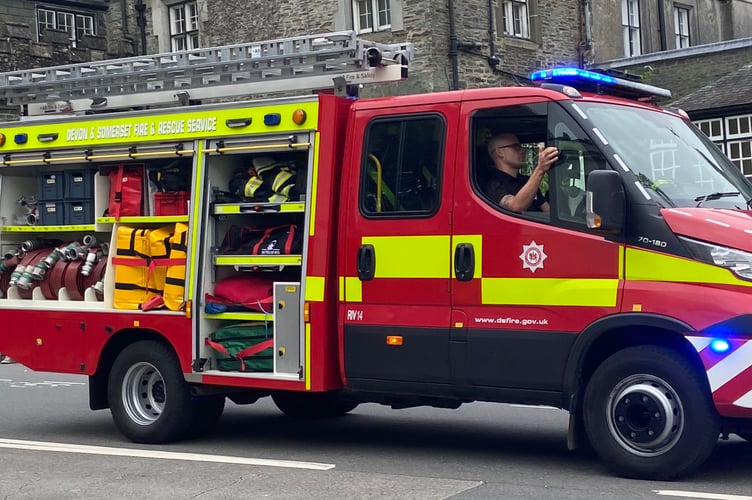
[0,31,413,115]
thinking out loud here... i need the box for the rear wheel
[583,345,720,480]
[272,391,359,419]
[108,341,193,444]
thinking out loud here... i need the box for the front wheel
[108,340,193,444]
[583,345,720,480]
[272,391,359,419]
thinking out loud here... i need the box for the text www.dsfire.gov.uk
[473,317,549,326]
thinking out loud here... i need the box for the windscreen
[575,101,752,209]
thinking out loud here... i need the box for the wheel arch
[88,328,177,410]
[562,313,707,412]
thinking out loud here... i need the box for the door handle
[454,243,475,281]
[357,244,375,281]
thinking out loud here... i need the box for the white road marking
[654,490,752,500]
[0,380,86,388]
[0,438,335,471]
[509,404,558,410]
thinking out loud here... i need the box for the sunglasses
[497,143,522,150]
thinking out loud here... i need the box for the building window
[36,7,95,47]
[728,140,752,178]
[726,114,752,140]
[502,0,530,39]
[353,0,391,33]
[170,2,199,51]
[621,0,641,56]
[695,119,723,141]
[674,6,690,48]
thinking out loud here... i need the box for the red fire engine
[0,33,751,481]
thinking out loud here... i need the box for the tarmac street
[1,363,751,500]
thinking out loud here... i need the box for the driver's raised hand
[536,144,559,173]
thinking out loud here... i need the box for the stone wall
[171,0,583,96]
[0,0,134,73]
[0,0,139,118]
[588,0,752,64]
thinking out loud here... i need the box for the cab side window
[471,103,550,221]
[360,114,444,216]
[471,102,610,228]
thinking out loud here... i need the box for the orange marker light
[304,302,310,322]
[292,109,307,125]
[0,133,5,146]
[386,335,403,346]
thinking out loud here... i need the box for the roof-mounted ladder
[0,31,413,115]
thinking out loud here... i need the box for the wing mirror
[586,170,625,233]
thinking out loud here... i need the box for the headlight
[680,236,752,280]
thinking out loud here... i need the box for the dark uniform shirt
[484,169,547,211]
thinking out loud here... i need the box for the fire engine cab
[1,33,752,481]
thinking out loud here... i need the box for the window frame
[359,113,445,219]
[725,114,752,140]
[501,0,531,39]
[727,140,752,178]
[674,5,690,48]
[353,0,392,34]
[471,101,613,230]
[36,6,95,47]
[694,118,724,142]
[621,0,642,57]
[169,1,200,51]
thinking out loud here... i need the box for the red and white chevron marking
[688,336,752,414]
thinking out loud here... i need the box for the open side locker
[194,129,314,380]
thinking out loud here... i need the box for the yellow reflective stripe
[213,202,304,214]
[452,234,483,278]
[618,245,624,280]
[309,132,320,236]
[214,255,302,266]
[362,235,450,278]
[243,176,264,197]
[305,276,325,302]
[344,276,362,302]
[625,247,752,287]
[186,140,202,298]
[305,322,311,391]
[339,276,345,301]
[482,278,619,306]
[2,101,320,151]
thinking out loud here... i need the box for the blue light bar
[529,67,672,100]
[530,68,617,84]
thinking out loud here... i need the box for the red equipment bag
[220,224,302,255]
[107,164,144,219]
[205,274,274,313]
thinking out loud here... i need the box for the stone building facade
[588,0,752,64]
[0,0,585,100]
[129,0,585,96]
[1,0,751,104]
[0,0,137,68]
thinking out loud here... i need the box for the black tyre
[583,345,720,480]
[185,396,226,439]
[272,391,359,419]
[108,341,193,444]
